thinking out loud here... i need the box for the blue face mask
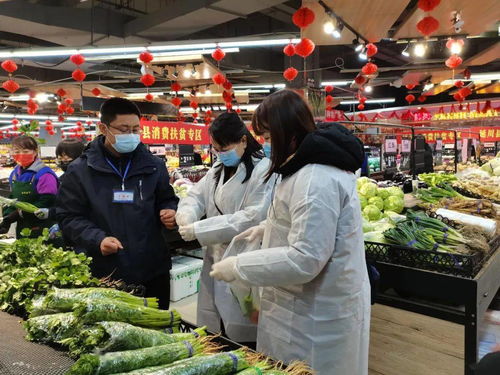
[218,148,241,167]
[112,133,141,154]
[263,142,271,158]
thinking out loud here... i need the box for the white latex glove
[179,224,196,242]
[234,224,265,242]
[34,208,49,220]
[175,212,193,227]
[210,256,238,282]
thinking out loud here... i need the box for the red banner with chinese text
[140,120,210,145]
[395,127,500,144]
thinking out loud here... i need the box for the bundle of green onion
[415,184,461,204]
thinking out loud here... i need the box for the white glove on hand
[179,224,196,242]
[210,256,238,282]
[234,224,265,242]
[175,212,193,227]
[34,208,49,220]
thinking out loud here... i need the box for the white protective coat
[176,157,274,342]
[235,164,371,375]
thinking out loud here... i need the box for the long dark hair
[252,89,316,178]
[209,112,262,183]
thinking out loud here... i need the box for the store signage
[140,120,210,145]
[401,139,411,153]
[435,139,443,151]
[471,127,500,142]
[384,138,398,153]
[432,109,498,121]
[179,144,195,167]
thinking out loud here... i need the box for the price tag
[435,139,443,151]
[401,139,411,153]
[384,138,397,153]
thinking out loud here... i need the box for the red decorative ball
[358,104,365,111]
[325,85,334,93]
[72,69,86,82]
[325,95,333,103]
[27,108,36,115]
[445,55,462,69]
[283,43,296,57]
[361,62,378,76]
[56,88,67,97]
[48,130,55,136]
[58,103,67,112]
[171,82,182,92]
[295,38,315,58]
[418,0,440,12]
[418,95,427,103]
[192,113,198,119]
[145,93,154,101]
[453,92,464,102]
[140,74,155,87]
[416,16,439,37]
[171,97,182,107]
[76,121,82,127]
[70,54,85,66]
[91,87,101,96]
[64,98,74,105]
[223,80,233,90]
[45,120,52,126]
[283,67,298,81]
[235,108,242,114]
[66,106,75,115]
[190,101,199,109]
[211,48,226,62]
[292,7,315,29]
[405,94,415,104]
[58,116,65,122]
[354,75,366,85]
[405,84,416,90]
[206,110,212,116]
[139,51,154,64]
[359,97,367,104]
[212,73,226,85]
[45,125,53,132]
[454,80,464,88]
[11,119,19,125]
[459,87,472,98]
[2,79,19,93]
[366,43,378,58]
[1,60,18,73]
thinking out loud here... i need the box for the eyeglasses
[107,125,142,135]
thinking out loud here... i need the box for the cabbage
[490,158,500,169]
[359,182,378,198]
[356,177,370,189]
[377,188,390,200]
[363,204,382,221]
[481,162,493,174]
[368,196,384,211]
[384,196,404,214]
[386,186,404,198]
[359,195,368,209]
[385,211,406,223]
[364,231,387,243]
[494,166,500,177]
[362,218,375,233]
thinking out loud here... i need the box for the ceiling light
[191,67,198,77]
[450,41,462,55]
[323,21,335,34]
[205,89,212,95]
[364,86,373,93]
[321,80,352,86]
[340,98,396,105]
[359,48,367,60]
[423,83,434,91]
[35,93,51,103]
[354,39,364,52]
[413,43,427,57]
[401,43,410,57]
[172,70,179,79]
[332,23,344,39]
[183,68,192,78]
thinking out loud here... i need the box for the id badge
[113,189,134,204]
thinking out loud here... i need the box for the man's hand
[160,209,177,229]
[100,236,123,256]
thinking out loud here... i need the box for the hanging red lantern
[325,85,334,93]
[405,84,416,90]
[66,106,74,115]
[292,7,315,29]
[45,125,54,132]
[70,54,85,65]
[283,43,296,57]
[325,95,334,103]
[206,110,212,116]
[454,80,464,88]
[140,74,155,86]
[453,92,464,102]
[446,38,464,50]
[171,97,182,107]
[91,87,101,96]
[359,97,367,104]
[283,67,298,81]
[463,69,471,80]
[416,16,439,37]
[64,98,74,105]
[366,43,378,58]
[418,0,441,12]
[11,119,19,125]
[405,94,415,104]
[192,113,198,119]
[190,101,199,109]
[58,115,65,122]
[235,108,241,114]
[211,47,226,62]
[171,82,182,92]
[418,95,427,103]
[139,51,154,64]
[223,80,233,90]
[27,108,36,115]
[2,79,19,93]
[1,60,17,74]
[56,88,67,97]
[361,62,378,76]
[72,69,86,82]
[295,38,315,58]
[145,93,154,101]
[358,104,365,111]
[76,121,82,127]
[459,87,472,98]
[445,55,462,69]
[354,75,366,85]
[222,90,232,102]
[58,103,67,113]
[45,120,52,126]
[212,73,226,85]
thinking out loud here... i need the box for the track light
[364,86,373,93]
[172,69,179,79]
[183,69,191,78]
[358,46,367,60]
[323,21,335,34]
[353,38,363,52]
[332,23,344,39]
[401,43,410,57]
[413,43,427,57]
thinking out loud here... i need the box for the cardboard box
[170,255,203,302]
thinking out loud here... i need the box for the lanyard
[105,157,131,191]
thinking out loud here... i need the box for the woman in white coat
[175,112,274,343]
[210,90,370,375]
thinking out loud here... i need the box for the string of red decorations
[70,54,86,82]
[416,0,440,37]
[138,50,155,101]
[1,59,20,93]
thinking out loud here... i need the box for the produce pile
[479,154,500,176]
[357,177,405,222]
[452,173,500,202]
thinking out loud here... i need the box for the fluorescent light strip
[0,114,96,122]
[87,48,240,62]
[340,98,396,105]
[321,81,353,87]
[232,84,285,89]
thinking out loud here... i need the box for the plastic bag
[222,236,262,323]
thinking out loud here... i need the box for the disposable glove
[175,212,193,227]
[234,224,265,242]
[210,256,238,282]
[179,224,196,242]
[34,208,50,220]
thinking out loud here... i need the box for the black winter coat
[56,136,178,284]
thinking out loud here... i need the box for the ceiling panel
[464,41,500,66]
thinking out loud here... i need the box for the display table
[0,311,74,375]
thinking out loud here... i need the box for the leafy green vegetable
[359,182,378,198]
[418,173,457,187]
[377,188,390,200]
[386,186,404,199]
[368,196,384,211]
[24,312,80,344]
[363,205,382,221]
[356,177,371,189]
[358,195,368,209]
[384,196,404,214]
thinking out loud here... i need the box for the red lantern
[139,51,154,64]
[190,101,198,109]
[1,60,17,74]
[445,55,462,69]
[325,95,333,103]
[359,97,367,104]
[45,125,53,132]
[453,92,464,102]
[354,75,366,85]
[361,62,378,76]
[11,119,19,125]
[171,97,182,107]
[325,85,334,93]
[206,110,212,116]
[211,47,226,62]
[292,7,315,29]
[45,120,52,126]
[295,38,315,58]
[366,43,378,58]
[283,43,296,57]
[27,108,36,115]
[140,74,155,86]
[454,80,464,88]
[223,80,233,90]
[418,0,441,12]
[58,103,67,113]
[192,113,198,119]
[405,94,415,104]
[459,87,472,98]
[283,67,298,81]
[145,93,154,101]
[212,73,226,85]
[416,16,439,37]
[72,69,86,82]
[48,130,55,136]
[91,87,101,96]
[64,98,74,105]
[418,95,427,103]
[76,121,82,127]
[58,115,65,122]
[171,82,181,92]
[2,79,19,93]
[56,88,67,97]
[405,84,416,90]
[358,104,365,111]
[70,54,85,65]
[222,90,232,102]
[66,106,74,115]
[235,108,241,114]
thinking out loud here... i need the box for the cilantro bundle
[24,312,80,344]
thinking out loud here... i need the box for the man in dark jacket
[56,98,178,309]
